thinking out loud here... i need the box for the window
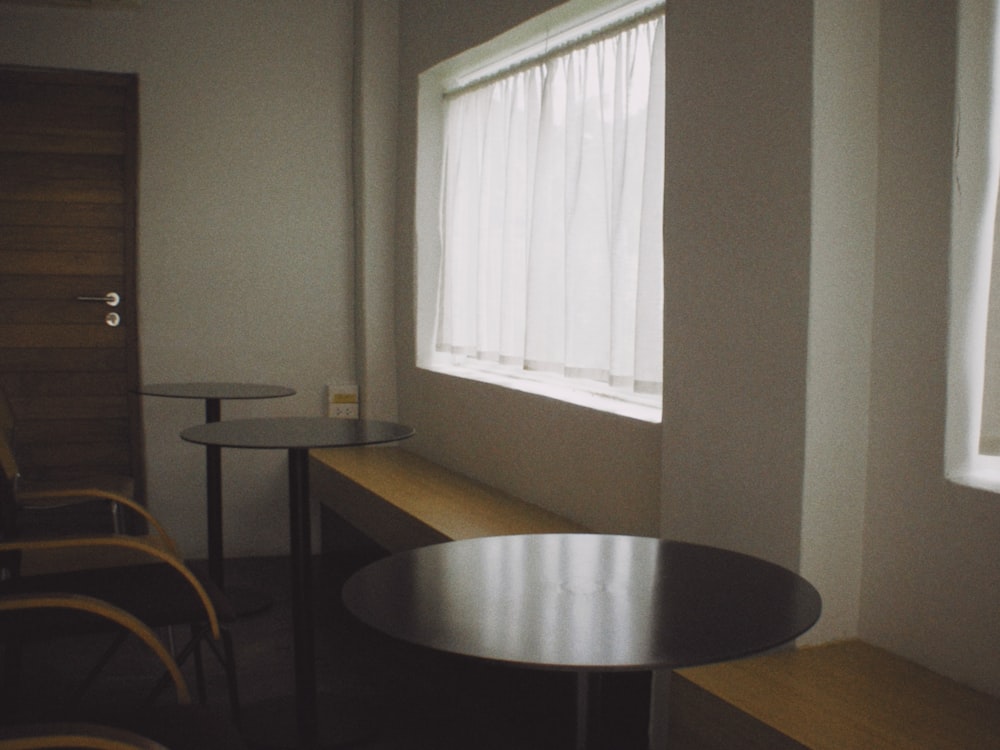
[947,0,1000,490]
[415,0,665,422]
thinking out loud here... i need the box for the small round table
[181,416,415,750]
[342,533,822,750]
[138,382,295,614]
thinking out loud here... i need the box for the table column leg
[288,447,318,748]
[239,444,374,750]
[576,672,602,750]
[649,669,671,749]
[205,398,224,588]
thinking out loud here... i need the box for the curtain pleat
[436,14,664,398]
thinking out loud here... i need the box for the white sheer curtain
[435,14,665,397]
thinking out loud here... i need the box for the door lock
[105,312,121,327]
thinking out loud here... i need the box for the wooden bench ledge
[311,446,588,553]
[668,639,1000,750]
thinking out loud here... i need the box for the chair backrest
[0,431,16,485]
[0,430,20,542]
[0,387,22,514]
[0,385,14,454]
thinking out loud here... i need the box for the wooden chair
[0,432,240,719]
[0,593,246,750]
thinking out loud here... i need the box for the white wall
[0,0,356,557]
[800,0,878,644]
[660,0,814,571]
[354,0,400,423]
[659,0,1000,700]
[860,0,1000,698]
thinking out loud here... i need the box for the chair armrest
[0,592,191,706]
[16,487,178,556]
[0,722,170,749]
[0,536,221,639]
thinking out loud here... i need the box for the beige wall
[0,0,356,556]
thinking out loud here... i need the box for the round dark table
[182,417,415,750]
[138,382,295,615]
[343,533,822,750]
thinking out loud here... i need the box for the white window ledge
[422,361,662,424]
[947,468,1000,495]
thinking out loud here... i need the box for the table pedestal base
[239,694,378,750]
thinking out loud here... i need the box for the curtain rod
[444,3,665,101]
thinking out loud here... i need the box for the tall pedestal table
[343,533,822,750]
[138,382,295,615]
[182,417,415,750]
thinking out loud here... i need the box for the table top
[342,533,821,672]
[138,382,296,401]
[181,416,414,450]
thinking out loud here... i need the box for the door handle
[77,292,121,307]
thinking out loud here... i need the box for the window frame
[414,0,665,424]
[946,0,1000,492]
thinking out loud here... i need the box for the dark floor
[1,552,652,749]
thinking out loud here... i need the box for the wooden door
[0,66,144,502]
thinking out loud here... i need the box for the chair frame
[0,593,245,750]
[0,433,239,718]
[0,386,135,538]
[0,722,171,750]
[0,592,190,706]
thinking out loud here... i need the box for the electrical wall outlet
[327,384,359,419]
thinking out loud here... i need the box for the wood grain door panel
[0,201,124,226]
[0,66,143,494]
